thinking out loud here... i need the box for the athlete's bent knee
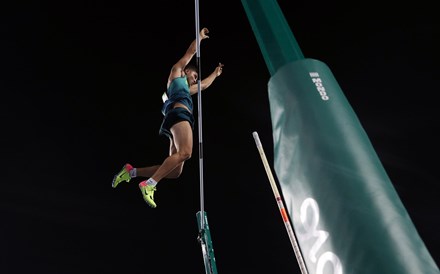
[178,151,192,161]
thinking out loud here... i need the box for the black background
[2,1,439,273]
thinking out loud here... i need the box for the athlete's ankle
[146,178,158,186]
[129,168,137,178]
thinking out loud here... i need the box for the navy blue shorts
[159,107,195,139]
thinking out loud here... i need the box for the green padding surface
[268,59,439,274]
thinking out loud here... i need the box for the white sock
[129,168,137,178]
[146,178,158,187]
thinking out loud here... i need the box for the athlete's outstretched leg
[149,120,193,182]
[139,120,193,207]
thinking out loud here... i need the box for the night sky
[2,1,439,274]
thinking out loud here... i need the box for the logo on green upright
[310,72,329,101]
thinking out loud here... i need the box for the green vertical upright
[241,0,304,75]
[197,211,218,274]
[241,1,440,274]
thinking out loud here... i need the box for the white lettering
[317,252,343,274]
[298,197,343,274]
[309,72,329,100]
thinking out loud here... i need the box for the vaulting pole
[253,131,309,274]
[194,0,204,227]
[194,1,218,274]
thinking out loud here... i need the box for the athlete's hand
[200,27,209,39]
[215,63,224,77]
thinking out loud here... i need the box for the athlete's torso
[162,76,193,115]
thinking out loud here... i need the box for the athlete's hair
[184,63,198,73]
